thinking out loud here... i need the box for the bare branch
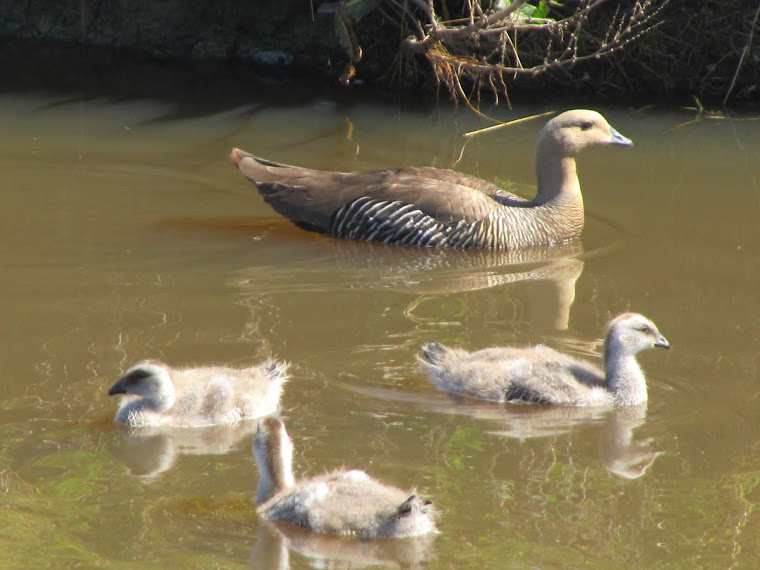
[723,0,760,106]
[396,0,670,107]
[486,0,529,26]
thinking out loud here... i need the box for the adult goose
[108,360,288,428]
[253,416,437,538]
[419,313,668,407]
[230,109,632,249]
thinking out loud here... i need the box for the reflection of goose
[249,518,437,569]
[420,313,669,406]
[601,405,664,480]
[349,385,663,479]
[329,239,587,298]
[351,382,608,438]
[109,422,259,479]
[231,109,632,249]
[325,238,585,275]
[109,430,177,479]
[108,360,288,427]
[232,239,586,330]
[253,417,437,537]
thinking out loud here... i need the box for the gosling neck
[604,339,648,406]
[254,425,296,505]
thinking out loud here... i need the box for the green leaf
[515,4,537,19]
[535,0,551,19]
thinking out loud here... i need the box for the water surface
[2,49,760,568]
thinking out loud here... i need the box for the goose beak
[609,126,633,147]
[654,335,670,349]
[108,378,128,396]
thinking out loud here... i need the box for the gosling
[419,313,669,406]
[108,360,288,427]
[253,416,437,538]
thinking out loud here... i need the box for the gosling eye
[580,121,593,131]
[126,369,153,384]
[637,325,652,334]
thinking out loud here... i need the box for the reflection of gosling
[253,417,437,538]
[108,360,288,427]
[420,313,669,406]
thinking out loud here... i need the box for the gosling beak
[609,126,633,148]
[108,377,128,396]
[654,334,670,350]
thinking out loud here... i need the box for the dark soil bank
[0,0,345,76]
[1,0,757,107]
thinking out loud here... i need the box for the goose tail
[230,147,250,168]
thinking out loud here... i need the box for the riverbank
[1,0,757,108]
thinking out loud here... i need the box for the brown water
[2,54,760,569]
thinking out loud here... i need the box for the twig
[397,0,668,107]
[486,0,529,26]
[722,0,760,106]
[463,110,556,138]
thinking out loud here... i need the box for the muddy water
[2,54,760,568]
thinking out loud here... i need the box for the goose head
[254,416,296,505]
[538,109,633,159]
[108,360,177,413]
[604,313,670,361]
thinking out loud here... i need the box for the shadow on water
[0,38,423,123]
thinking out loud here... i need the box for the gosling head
[384,494,437,538]
[605,313,670,359]
[108,360,176,413]
[540,109,633,158]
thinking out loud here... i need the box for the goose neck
[534,155,581,205]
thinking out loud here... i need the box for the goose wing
[231,149,518,234]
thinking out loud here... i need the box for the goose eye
[580,121,593,131]
[637,325,651,333]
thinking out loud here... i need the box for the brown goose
[230,109,632,249]
[419,313,669,407]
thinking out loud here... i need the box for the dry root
[387,0,668,106]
